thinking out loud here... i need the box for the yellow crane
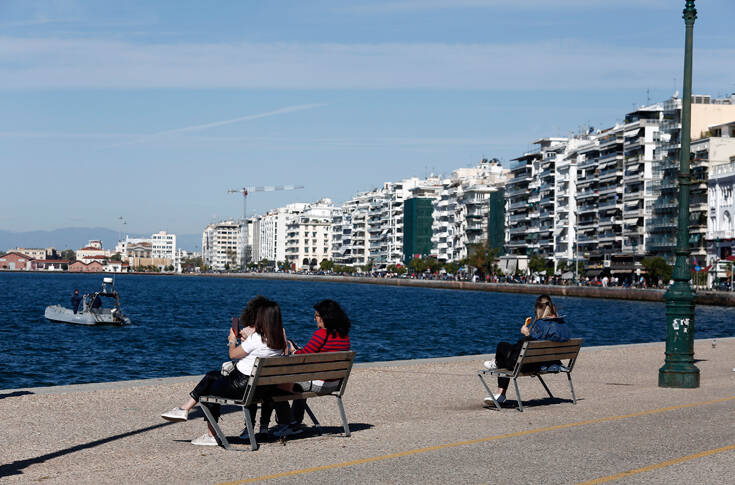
[226,185,305,220]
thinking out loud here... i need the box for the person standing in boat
[71,289,82,314]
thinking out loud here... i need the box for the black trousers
[494,337,560,390]
[190,369,291,426]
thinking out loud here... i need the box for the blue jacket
[530,317,570,342]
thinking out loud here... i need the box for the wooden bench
[199,350,356,450]
[478,339,583,412]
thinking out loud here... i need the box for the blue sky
[1,0,734,237]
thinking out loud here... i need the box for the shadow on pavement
[0,421,176,479]
[0,391,34,400]
[172,423,374,448]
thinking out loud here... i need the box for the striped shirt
[295,327,350,354]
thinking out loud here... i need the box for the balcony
[598,185,621,196]
[597,200,620,210]
[578,205,597,214]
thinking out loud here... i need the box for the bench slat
[521,352,580,364]
[524,345,581,357]
[524,339,582,350]
[257,361,352,376]
[256,351,355,367]
[257,370,348,386]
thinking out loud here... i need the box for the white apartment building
[257,203,307,264]
[506,140,566,262]
[621,104,663,256]
[151,231,179,272]
[285,199,336,270]
[201,220,246,271]
[553,137,590,265]
[701,122,735,280]
[433,159,508,262]
[649,94,735,262]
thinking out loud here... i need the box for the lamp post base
[658,364,700,388]
[659,281,700,388]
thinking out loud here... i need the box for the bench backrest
[242,351,356,405]
[513,338,583,376]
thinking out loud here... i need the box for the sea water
[1,272,732,390]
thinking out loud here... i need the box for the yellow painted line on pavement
[218,395,735,485]
[577,444,735,484]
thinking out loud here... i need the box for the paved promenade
[2,338,734,484]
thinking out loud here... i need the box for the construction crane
[226,185,305,221]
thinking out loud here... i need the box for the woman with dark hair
[160,297,291,446]
[482,294,570,406]
[278,299,351,436]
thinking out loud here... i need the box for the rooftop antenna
[646,88,651,105]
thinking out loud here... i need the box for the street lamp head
[683,0,697,23]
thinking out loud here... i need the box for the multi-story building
[553,136,591,267]
[506,150,540,258]
[621,104,663,256]
[506,140,566,262]
[649,94,735,263]
[699,121,735,280]
[433,159,508,262]
[285,199,336,270]
[76,240,111,262]
[403,198,434,263]
[10,247,58,260]
[257,203,307,264]
[201,220,246,271]
[151,231,179,272]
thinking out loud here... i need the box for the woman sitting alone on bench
[160,297,292,446]
[482,294,570,406]
[286,299,351,432]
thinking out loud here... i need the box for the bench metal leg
[335,396,351,437]
[567,373,577,405]
[512,378,524,412]
[243,406,259,451]
[304,402,323,436]
[537,375,554,399]
[199,403,231,450]
[478,373,502,411]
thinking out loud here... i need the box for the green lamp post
[659,0,700,388]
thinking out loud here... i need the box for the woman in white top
[161,297,287,446]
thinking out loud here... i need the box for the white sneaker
[483,359,497,370]
[191,433,218,446]
[483,393,507,406]
[161,407,188,422]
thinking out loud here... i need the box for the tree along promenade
[205,272,735,307]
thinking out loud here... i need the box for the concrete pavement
[1,338,734,484]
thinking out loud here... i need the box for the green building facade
[488,189,505,255]
[403,198,434,264]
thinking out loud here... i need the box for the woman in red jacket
[283,299,351,433]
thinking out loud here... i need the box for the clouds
[0,36,732,92]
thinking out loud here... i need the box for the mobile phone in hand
[288,338,301,351]
[231,317,240,339]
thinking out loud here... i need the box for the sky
[1,0,735,238]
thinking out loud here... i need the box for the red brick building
[0,252,33,270]
[69,261,104,272]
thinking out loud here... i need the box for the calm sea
[1,272,732,390]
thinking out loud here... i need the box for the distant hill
[0,228,200,252]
